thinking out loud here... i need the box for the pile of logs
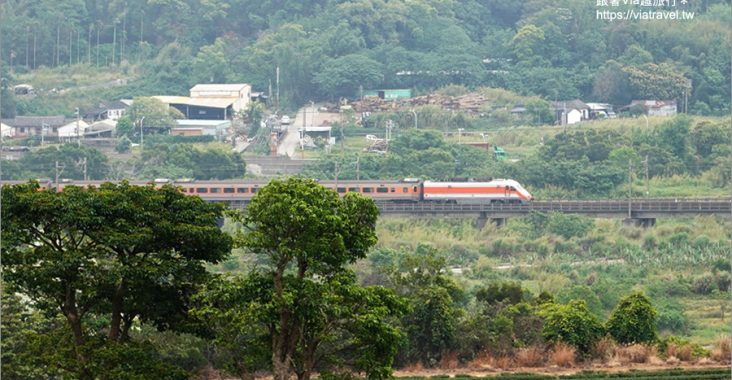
[348,92,490,114]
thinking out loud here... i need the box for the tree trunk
[272,266,295,380]
[108,278,127,342]
[63,287,93,380]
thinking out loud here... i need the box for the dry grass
[515,346,545,368]
[711,336,731,363]
[592,336,617,362]
[617,344,656,364]
[401,361,425,372]
[676,345,693,362]
[551,343,576,367]
[438,351,460,370]
[464,351,492,369]
[665,356,681,365]
[491,356,514,369]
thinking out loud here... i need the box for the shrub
[551,343,576,367]
[692,273,715,294]
[606,292,657,344]
[540,300,604,355]
[515,346,545,368]
[711,336,731,363]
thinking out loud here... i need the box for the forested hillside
[1,0,730,114]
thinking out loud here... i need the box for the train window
[377,187,388,193]
[413,186,418,192]
[196,188,208,193]
[211,188,220,193]
[224,188,235,193]
[237,187,248,193]
[362,188,373,193]
[251,188,259,193]
[337,187,346,193]
[390,187,395,193]
[402,187,408,193]
[348,187,359,192]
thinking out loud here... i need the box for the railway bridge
[222,198,732,228]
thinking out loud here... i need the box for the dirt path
[393,362,729,378]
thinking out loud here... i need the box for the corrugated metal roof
[190,84,249,92]
[1,116,66,127]
[176,119,231,127]
[153,96,235,109]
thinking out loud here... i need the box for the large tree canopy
[201,177,405,380]
[1,181,232,379]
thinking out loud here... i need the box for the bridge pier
[475,212,507,229]
[623,218,656,228]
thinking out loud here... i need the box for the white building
[57,120,90,140]
[171,119,231,139]
[189,83,251,113]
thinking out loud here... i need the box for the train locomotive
[41,178,533,204]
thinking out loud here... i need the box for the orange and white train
[5,178,534,204]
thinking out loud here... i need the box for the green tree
[510,24,546,62]
[389,245,464,366]
[540,300,604,355]
[116,116,134,137]
[313,54,384,99]
[234,178,402,380]
[623,63,690,101]
[606,292,658,345]
[126,97,184,134]
[192,37,235,84]
[1,182,232,379]
[15,144,110,180]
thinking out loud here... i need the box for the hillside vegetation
[1,0,730,116]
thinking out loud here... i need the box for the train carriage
[423,179,533,204]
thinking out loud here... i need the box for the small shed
[171,119,231,139]
[362,89,412,100]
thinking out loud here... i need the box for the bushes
[606,293,658,345]
[540,300,605,355]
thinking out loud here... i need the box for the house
[0,116,66,138]
[551,100,590,125]
[85,120,117,138]
[171,119,231,139]
[57,120,90,140]
[189,83,251,113]
[627,100,677,117]
[1,122,14,139]
[585,103,617,119]
[83,101,130,121]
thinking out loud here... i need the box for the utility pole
[643,155,649,198]
[83,157,88,181]
[55,161,60,189]
[112,24,117,66]
[76,107,81,147]
[33,28,36,69]
[356,155,360,181]
[628,159,633,218]
[69,26,72,66]
[275,66,280,110]
[96,23,100,67]
[140,12,144,48]
[26,25,30,68]
[56,22,61,67]
[139,116,145,150]
[88,24,92,65]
